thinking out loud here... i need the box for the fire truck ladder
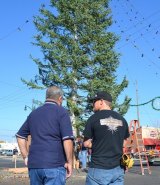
[129,120,151,175]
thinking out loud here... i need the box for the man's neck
[99,105,111,111]
[45,99,59,105]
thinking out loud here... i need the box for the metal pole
[136,81,140,125]
[14,156,17,168]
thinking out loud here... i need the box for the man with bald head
[16,86,73,185]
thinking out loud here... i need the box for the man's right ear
[59,96,63,105]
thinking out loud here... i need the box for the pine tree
[22,0,131,134]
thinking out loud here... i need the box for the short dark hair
[104,100,112,107]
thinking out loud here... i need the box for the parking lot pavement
[0,165,160,185]
[0,156,25,169]
[70,166,160,185]
[125,165,160,185]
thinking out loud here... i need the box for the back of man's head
[46,86,63,101]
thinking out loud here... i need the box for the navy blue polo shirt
[16,101,73,169]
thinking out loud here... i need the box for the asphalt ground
[0,156,26,169]
[0,156,160,185]
[0,165,160,185]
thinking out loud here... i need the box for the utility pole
[136,80,140,124]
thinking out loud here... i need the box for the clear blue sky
[0,0,160,142]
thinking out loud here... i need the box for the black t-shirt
[83,110,129,169]
[13,149,18,155]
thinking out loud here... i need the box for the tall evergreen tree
[22,0,131,133]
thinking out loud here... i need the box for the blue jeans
[85,166,124,185]
[79,150,87,169]
[29,167,66,185]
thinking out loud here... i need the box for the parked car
[0,149,13,156]
[1,149,7,155]
[6,150,13,156]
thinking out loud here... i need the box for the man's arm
[16,137,28,165]
[123,139,128,147]
[123,138,129,153]
[63,139,73,178]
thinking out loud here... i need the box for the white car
[6,150,13,156]
[1,149,13,156]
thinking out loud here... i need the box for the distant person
[131,148,134,158]
[73,137,81,170]
[87,148,92,163]
[78,136,88,172]
[75,137,81,161]
[83,91,129,185]
[16,86,74,185]
[12,147,18,162]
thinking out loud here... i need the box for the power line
[117,20,160,48]
[123,1,160,34]
[111,0,160,54]
[112,0,160,74]
[0,19,31,41]
[117,22,160,50]
[115,0,160,43]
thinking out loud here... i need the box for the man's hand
[84,139,92,148]
[64,162,72,179]
[24,156,28,166]
[63,139,73,179]
[16,137,28,166]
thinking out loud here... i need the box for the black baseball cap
[89,91,112,102]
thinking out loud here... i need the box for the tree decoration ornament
[130,96,160,111]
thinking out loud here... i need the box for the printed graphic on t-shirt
[100,116,123,133]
